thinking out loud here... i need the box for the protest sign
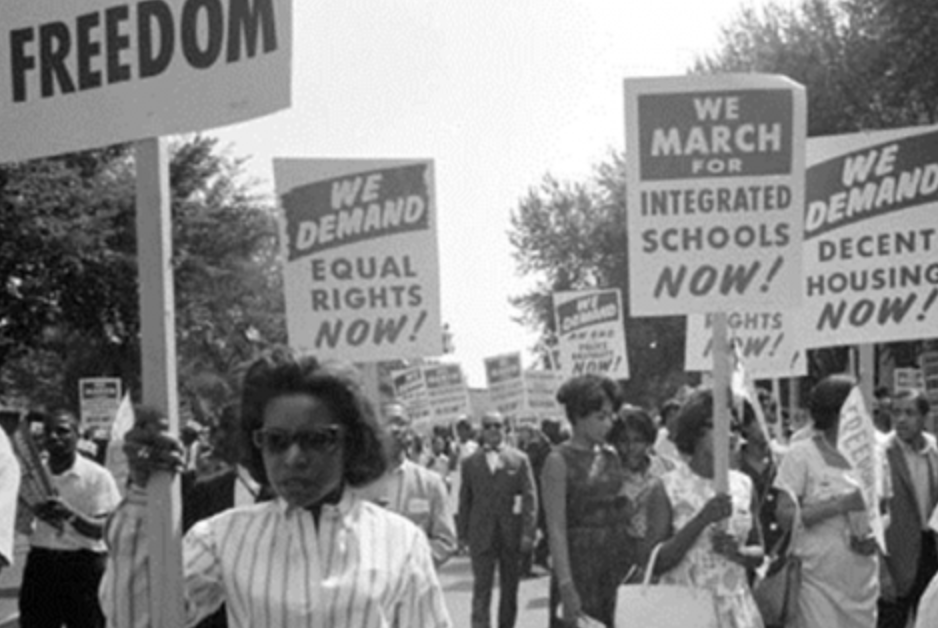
[275,159,442,361]
[79,377,122,435]
[893,367,924,394]
[685,309,806,379]
[522,369,562,416]
[0,0,292,163]
[422,363,471,428]
[624,74,806,316]
[803,125,938,347]
[837,386,886,551]
[553,289,629,379]
[922,350,938,408]
[391,365,432,425]
[484,353,525,416]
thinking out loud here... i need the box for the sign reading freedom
[0,0,292,162]
[624,74,806,316]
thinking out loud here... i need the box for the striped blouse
[100,487,453,628]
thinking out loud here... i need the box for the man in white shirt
[357,403,457,566]
[880,389,938,628]
[20,409,121,628]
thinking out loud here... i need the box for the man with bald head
[458,411,537,628]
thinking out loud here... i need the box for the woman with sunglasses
[541,373,632,627]
[100,348,452,628]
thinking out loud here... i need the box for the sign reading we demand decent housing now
[275,159,442,362]
[624,75,806,316]
[802,124,938,348]
[0,0,291,162]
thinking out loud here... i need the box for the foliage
[509,0,938,407]
[695,0,936,383]
[0,137,285,419]
[509,154,690,410]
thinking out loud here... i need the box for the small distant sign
[79,378,122,434]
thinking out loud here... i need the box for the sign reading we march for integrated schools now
[275,159,442,362]
[624,75,806,316]
[802,124,938,348]
[0,0,291,162]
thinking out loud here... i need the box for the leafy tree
[509,0,938,406]
[695,0,936,381]
[509,154,691,410]
[0,137,285,419]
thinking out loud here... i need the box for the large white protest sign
[837,386,886,551]
[685,310,806,379]
[275,159,442,361]
[624,74,806,316]
[803,125,938,348]
[553,289,629,379]
[484,353,525,416]
[0,0,292,163]
[79,377,122,434]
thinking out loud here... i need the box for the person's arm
[653,492,732,575]
[99,486,226,628]
[393,528,453,628]
[541,451,581,623]
[518,452,538,552]
[711,487,764,571]
[457,457,472,544]
[426,473,458,566]
[0,432,21,571]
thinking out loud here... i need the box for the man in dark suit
[182,405,269,628]
[879,389,938,628]
[458,411,538,628]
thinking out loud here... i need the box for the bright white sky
[212,0,769,387]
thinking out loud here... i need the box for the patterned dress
[549,444,632,628]
[660,463,765,628]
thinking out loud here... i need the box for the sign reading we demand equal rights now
[0,0,291,162]
[624,75,806,316]
[802,124,938,348]
[275,159,443,362]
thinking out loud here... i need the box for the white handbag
[615,543,720,628]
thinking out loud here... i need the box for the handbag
[752,487,802,628]
[615,543,719,628]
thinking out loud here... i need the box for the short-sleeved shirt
[30,454,121,553]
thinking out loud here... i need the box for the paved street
[439,555,552,628]
[0,538,552,628]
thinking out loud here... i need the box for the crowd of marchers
[1,348,937,628]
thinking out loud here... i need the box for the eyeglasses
[252,426,343,454]
[482,422,503,430]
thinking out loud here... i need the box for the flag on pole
[730,341,771,445]
[105,394,134,494]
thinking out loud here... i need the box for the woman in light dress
[645,388,765,628]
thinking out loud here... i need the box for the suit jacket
[457,445,537,553]
[883,432,938,598]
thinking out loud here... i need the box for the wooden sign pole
[711,311,731,494]
[135,137,184,628]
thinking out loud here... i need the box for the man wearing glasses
[458,411,538,628]
[357,403,457,566]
